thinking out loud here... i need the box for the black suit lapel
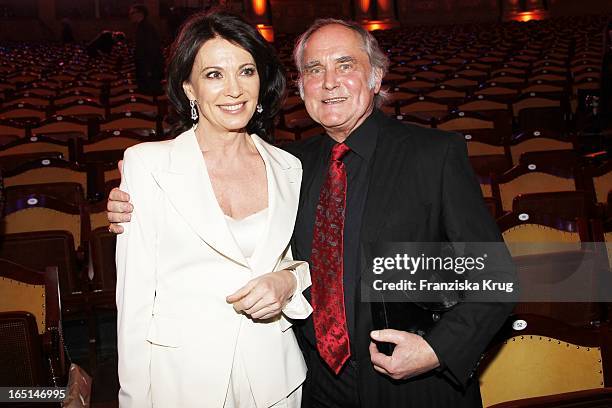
[287,136,327,348]
[355,115,408,362]
[294,137,327,260]
[360,118,407,243]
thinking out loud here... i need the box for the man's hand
[226,270,297,320]
[369,329,440,380]
[107,160,132,234]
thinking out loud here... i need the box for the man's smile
[322,97,348,104]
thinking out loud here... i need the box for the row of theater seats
[0,130,162,200]
[4,255,612,408]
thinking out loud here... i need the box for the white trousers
[223,341,302,408]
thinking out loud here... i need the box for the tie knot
[331,143,350,162]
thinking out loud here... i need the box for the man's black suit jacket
[284,110,515,408]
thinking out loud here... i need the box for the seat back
[498,173,576,214]
[5,182,84,207]
[0,232,82,300]
[502,222,582,253]
[497,212,598,325]
[512,191,597,223]
[0,120,27,138]
[436,115,495,131]
[0,312,45,386]
[55,100,105,120]
[82,136,144,154]
[100,112,157,132]
[32,115,89,139]
[479,314,609,407]
[0,259,64,386]
[3,158,88,194]
[493,160,579,213]
[0,135,72,159]
[510,136,574,164]
[0,260,51,334]
[3,189,86,251]
[4,208,83,249]
[89,226,117,305]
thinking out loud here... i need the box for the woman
[115,12,311,407]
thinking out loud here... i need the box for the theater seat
[480,314,611,407]
[0,259,66,386]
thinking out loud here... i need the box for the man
[108,19,514,407]
[128,4,164,95]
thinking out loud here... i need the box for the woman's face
[183,37,260,134]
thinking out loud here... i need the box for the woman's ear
[182,81,195,100]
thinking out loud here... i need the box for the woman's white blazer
[115,128,312,407]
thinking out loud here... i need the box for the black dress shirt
[292,111,378,347]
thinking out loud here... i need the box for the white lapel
[248,134,301,276]
[152,128,248,267]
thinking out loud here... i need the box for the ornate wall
[0,0,610,40]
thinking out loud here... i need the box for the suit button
[432,313,440,322]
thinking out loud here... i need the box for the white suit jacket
[116,128,312,408]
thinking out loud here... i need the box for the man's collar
[324,109,381,161]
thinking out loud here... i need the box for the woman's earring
[256,103,263,114]
[190,100,198,120]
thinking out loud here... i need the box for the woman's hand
[226,270,297,320]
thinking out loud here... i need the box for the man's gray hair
[293,18,390,107]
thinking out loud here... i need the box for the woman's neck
[194,122,255,157]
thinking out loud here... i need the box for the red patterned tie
[310,142,351,375]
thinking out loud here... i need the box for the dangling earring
[190,100,198,121]
[256,103,263,114]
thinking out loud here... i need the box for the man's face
[300,24,382,141]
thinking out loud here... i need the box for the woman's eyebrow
[200,65,222,74]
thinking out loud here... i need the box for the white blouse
[224,208,269,259]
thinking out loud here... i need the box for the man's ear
[373,67,383,93]
[182,81,195,101]
[298,79,305,100]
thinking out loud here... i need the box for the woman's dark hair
[167,11,286,140]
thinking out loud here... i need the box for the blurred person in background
[86,30,126,58]
[129,4,164,95]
